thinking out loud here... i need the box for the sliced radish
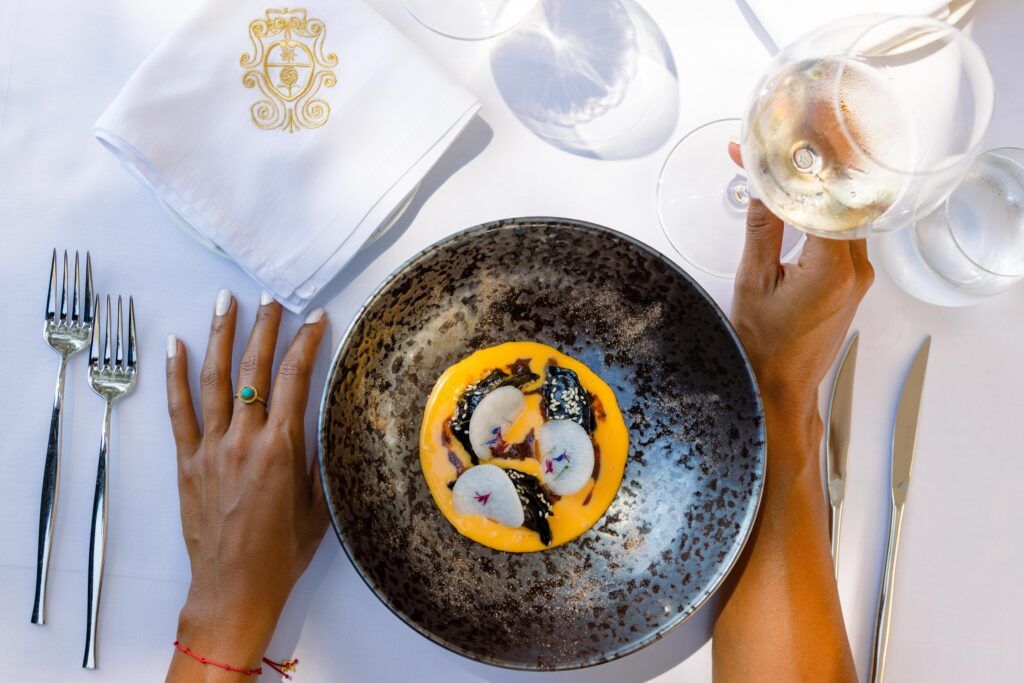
[538,419,595,496]
[468,385,525,461]
[452,464,525,528]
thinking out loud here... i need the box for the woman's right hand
[713,143,863,683]
[727,142,874,417]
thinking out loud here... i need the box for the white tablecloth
[1,1,1022,681]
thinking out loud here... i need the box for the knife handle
[870,502,905,683]
[829,501,843,579]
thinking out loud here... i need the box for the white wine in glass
[743,57,915,236]
[658,15,994,276]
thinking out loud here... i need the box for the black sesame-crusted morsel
[505,468,553,546]
[450,369,538,464]
[541,365,595,432]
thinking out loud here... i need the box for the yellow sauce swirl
[420,342,629,552]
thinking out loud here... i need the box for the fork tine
[71,252,81,323]
[103,295,112,368]
[46,249,57,321]
[127,296,137,371]
[115,296,124,368]
[83,253,94,325]
[59,251,69,322]
[89,295,100,367]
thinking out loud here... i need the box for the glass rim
[942,146,1024,279]
[829,14,994,179]
[399,0,540,41]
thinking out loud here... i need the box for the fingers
[737,200,785,286]
[199,289,237,437]
[728,141,743,168]
[268,308,328,428]
[848,239,875,297]
[798,235,853,273]
[166,335,200,460]
[234,291,283,423]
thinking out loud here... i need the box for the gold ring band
[236,385,267,405]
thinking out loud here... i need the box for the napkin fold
[744,0,954,48]
[96,1,479,311]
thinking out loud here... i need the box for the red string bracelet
[173,641,299,680]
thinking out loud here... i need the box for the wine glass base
[656,119,803,278]
[401,0,539,40]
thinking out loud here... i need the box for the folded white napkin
[744,0,954,48]
[96,1,479,311]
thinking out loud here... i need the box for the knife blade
[826,332,859,575]
[890,336,930,506]
[870,335,931,683]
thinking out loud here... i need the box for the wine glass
[401,0,540,40]
[658,15,994,277]
[657,118,805,278]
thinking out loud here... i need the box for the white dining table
[2,0,1022,680]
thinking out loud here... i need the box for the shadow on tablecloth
[490,0,679,160]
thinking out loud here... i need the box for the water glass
[914,148,1024,295]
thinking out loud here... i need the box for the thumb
[738,199,785,280]
[728,141,743,168]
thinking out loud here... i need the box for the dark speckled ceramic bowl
[318,217,765,670]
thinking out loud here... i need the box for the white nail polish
[304,307,326,325]
[215,289,233,316]
[260,290,275,306]
[166,334,178,359]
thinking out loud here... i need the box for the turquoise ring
[235,385,267,406]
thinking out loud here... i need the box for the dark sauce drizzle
[442,356,613,541]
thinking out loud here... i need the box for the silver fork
[32,249,94,625]
[83,294,137,670]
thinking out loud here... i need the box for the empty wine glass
[658,15,994,278]
[402,0,539,40]
[657,118,805,278]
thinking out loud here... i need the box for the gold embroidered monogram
[241,8,338,133]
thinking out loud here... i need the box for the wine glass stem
[726,175,750,211]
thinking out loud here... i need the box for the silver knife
[870,336,931,683]
[826,332,859,577]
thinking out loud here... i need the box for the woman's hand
[713,144,866,682]
[728,143,873,416]
[165,290,329,680]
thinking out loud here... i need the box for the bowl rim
[317,216,766,671]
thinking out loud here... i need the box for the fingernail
[260,290,274,306]
[304,307,326,325]
[166,334,178,359]
[215,289,233,316]
[728,137,740,147]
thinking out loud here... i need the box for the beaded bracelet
[173,641,299,679]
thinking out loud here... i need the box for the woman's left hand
[165,290,329,680]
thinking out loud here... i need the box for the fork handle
[83,400,112,670]
[32,356,68,625]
